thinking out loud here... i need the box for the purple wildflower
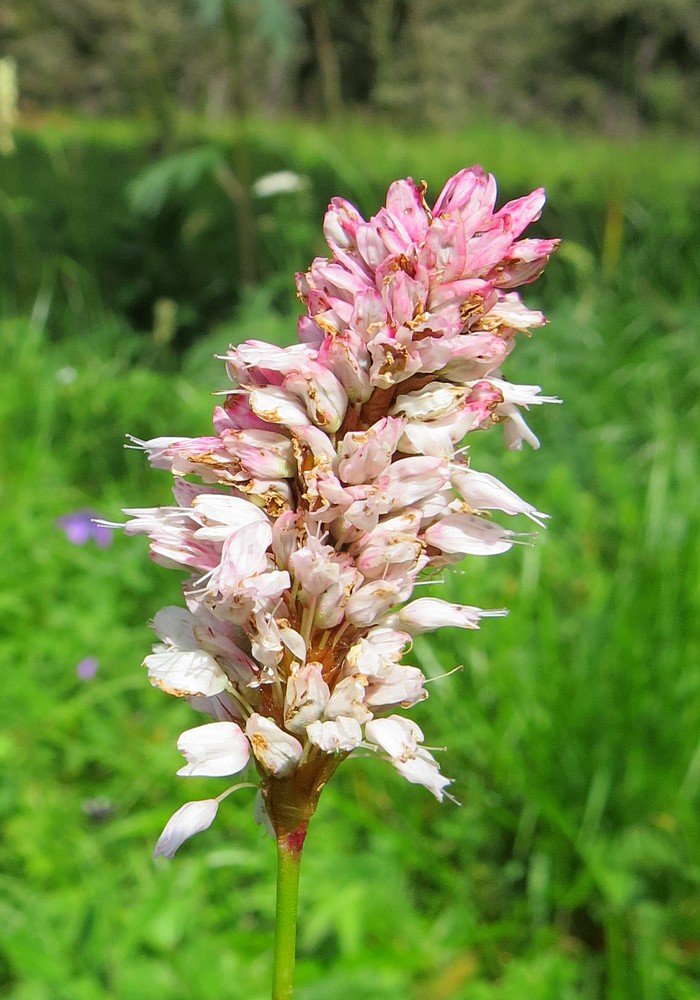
[76,656,99,681]
[57,510,113,548]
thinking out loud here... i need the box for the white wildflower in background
[252,170,310,198]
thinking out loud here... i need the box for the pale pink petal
[372,207,413,255]
[220,428,295,480]
[493,188,546,238]
[284,362,348,433]
[486,378,560,408]
[365,716,452,801]
[384,178,430,243]
[451,467,548,526]
[150,606,199,649]
[344,579,405,628]
[397,597,507,634]
[501,406,541,450]
[278,624,307,662]
[391,382,465,421]
[316,334,372,404]
[145,608,229,697]
[383,456,451,507]
[365,663,427,709]
[192,494,269,541]
[289,537,341,596]
[356,221,391,269]
[424,512,515,556]
[313,562,363,629]
[323,196,365,253]
[432,166,494,218]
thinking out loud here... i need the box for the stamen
[423,665,464,683]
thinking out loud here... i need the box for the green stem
[272,824,307,1000]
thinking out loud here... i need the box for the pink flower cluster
[124,167,559,858]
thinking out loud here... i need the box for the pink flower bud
[384,178,429,243]
[338,416,405,485]
[322,196,364,253]
[283,362,348,433]
[220,428,295,480]
[316,334,372,404]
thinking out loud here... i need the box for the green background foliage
[1,5,699,996]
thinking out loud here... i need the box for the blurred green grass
[1,117,700,999]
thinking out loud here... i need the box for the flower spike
[123,166,558,849]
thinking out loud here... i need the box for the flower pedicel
[120,166,559,856]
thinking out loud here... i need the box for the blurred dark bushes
[2,0,699,132]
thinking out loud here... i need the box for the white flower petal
[176,721,251,777]
[279,625,307,662]
[245,714,303,777]
[192,494,268,540]
[365,663,427,709]
[144,646,228,698]
[365,715,452,801]
[393,754,452,802]
[153,799,219,859]
[284,664,330,734]
[365,715,423,758]
[324,675,372,724]
[344,579,404,628]
[249,386,311,427]
[151,606,199,649]
[307,716,363,752]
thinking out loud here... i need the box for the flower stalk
[272,824,307,1000]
